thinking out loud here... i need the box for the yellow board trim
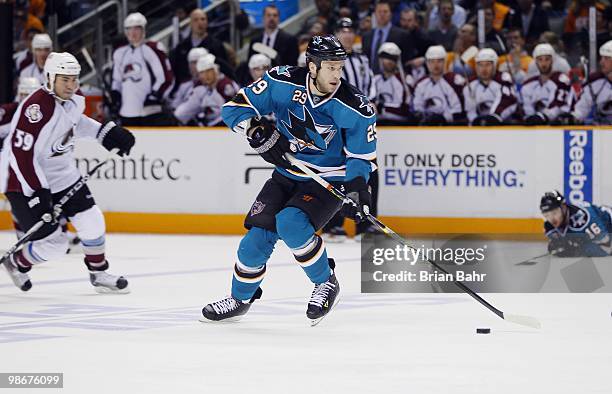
[0,211,544,237]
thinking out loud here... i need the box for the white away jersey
[174,75,239,126]
[111,41,174,117]
[19,63,45,86]
[373,73,411,122]
[413,72,466,122]
[571,72,612,124]
[521,71,572,121]
[463,72,518,123]
[0,88,102,196]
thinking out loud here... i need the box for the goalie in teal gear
[541,191,612,257]
[201,35,377,325]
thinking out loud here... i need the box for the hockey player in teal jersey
[201,35,377,325]
[541,191,612,257]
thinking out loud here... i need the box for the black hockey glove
[341,177,372,222]
[109,90,122,115]
[554,113,576,126]
[97,121,135,157]
[247,117,292,169]
[28,189,59,240]
[420,113,447,126]
[473,114,502,126]
[525,113,548,125]
[548,236,586,257]
[144,93,162,107]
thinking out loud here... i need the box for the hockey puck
[476,328,491,334]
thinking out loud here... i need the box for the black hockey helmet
[540,191,565,213]
[305,35,347,69]
[335,17,355,32]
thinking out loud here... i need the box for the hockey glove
[28,189,59,240]
[554,113,576,126]
[548,236,586,257]
[341,177,371,222]
[247,117,293,169]
[525,113,548,125]
[473,114,502,126]
[109,90,122,115]
[97,121,135,157]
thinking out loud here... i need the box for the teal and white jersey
[222,66,377,182]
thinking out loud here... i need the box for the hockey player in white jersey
[173,54,239,126]
[571,40,612,125]
[413,45,467,125]
[18,33,52,86]
[464,48,518,126]
[111,12,175,126]
[0,52,135,293]
[170,47,208,110]
[521,43,573,125]
[373,42,413,125]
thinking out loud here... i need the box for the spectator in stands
[24,0,45,35]
[248,5,299,67]
[170,47,209,110]
[174,54,239,126]
[110,12,175,127]
[480,6,507,55]
[401,9,433,65]
[522,43,573,125]
[526,32,571,78]
[464,48,519,125]
[507,0,550,50]
[426,0,467,31]
[596,7,612,51]
[427,0,458,51]
[571,40,612,125]
[359,15,373,36]
[19,33,52,85]
[447,23,477,77]
[413,45,467,125]
[467,0,513,32]
[498,28,532,84]
[363,0,409,74]
[301,0,336,35]
[170,9,229,86]
[14,27,43,76]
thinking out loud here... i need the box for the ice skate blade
[199,315,245,324]
[309,292,341,327]
[93,286,130,294]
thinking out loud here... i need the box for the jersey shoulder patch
[16,89,55,135]
[496,71,513,84]
[334,81,375,118]
[267,66,306,85]
[443,72,466,86]
[552,72,570,86]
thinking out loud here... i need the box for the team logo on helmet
[251,200,265,216]
[313,36,323,45]
[25,104,43,123]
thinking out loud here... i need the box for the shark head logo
[281,107,335,152]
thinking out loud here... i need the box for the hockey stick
[285,154,542,329]
[514,252,549,266]
[0,153,114,264]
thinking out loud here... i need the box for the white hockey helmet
[298,52,307,67]
[533,43,555,59]
[124,12,147,29]
[188,47,209,63]
[378,42,401,61]
[196,54,217,72]
[32,33,52,50]
[475,48,498,68]
[43,52,81,90]
[425,45,447,60]
[17,77,41,100]
[248,54,271,69]
[600,40,612,58]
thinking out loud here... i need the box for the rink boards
[1,126,611,235]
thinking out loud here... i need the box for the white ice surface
[0,232,610,394]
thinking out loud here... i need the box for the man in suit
[170,8,229,85]
[362,0,408,74]
[248,5,299,66]
[508,0,550,49]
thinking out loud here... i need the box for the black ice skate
[1,253,32,292]
[89,270,130,294]
[200,287,263,323]
[307,259,340,326]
